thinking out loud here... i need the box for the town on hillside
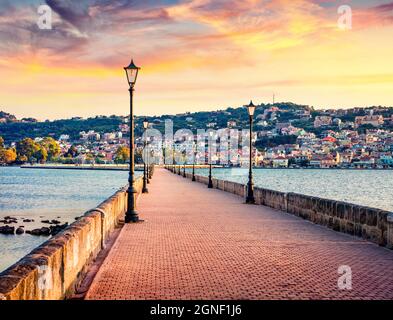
[1,103,393,169]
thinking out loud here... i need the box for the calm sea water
[0,167,131,273]
[192,168,393,212]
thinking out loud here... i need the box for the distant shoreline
[19,164,132,171]
[1,164,392,171]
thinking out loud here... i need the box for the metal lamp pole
[192,142,196,182]
[246,101,256,204]
[124,60,142,223]
[146,143,150,184]
[142,119,149,194]
[172,147,176,173]
[208,132,213,189]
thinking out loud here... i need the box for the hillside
[1,102,393,144]
[0,116,123,143]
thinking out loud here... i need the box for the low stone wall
[286,193,391,246]
[172,169,393,249]
[0,177,144,300]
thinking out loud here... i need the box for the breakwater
[0,176,145,300]
[168,168,393,250]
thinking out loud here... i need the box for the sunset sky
[0,0,393,120]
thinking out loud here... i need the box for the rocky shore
[0,216,69,236]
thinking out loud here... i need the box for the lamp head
[124,59,140,87]
[143,118,149,129]
[246,100,257,117]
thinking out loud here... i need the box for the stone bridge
[1,167,393,300]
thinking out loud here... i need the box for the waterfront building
[272,156,289,168]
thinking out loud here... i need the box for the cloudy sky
[0,0,392,120]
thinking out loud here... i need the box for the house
[379,155,393,166]
[352,156,375,168]
[322,136,337,144]
[227,120,237,128]
[314,116,332,128]
[355,115,384,127]
[310,155,323,168]
[272,156,289,168]
[59,135,70,141]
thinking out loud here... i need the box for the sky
[0,0,393,120]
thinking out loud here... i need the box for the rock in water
[50,223,69,236]
[16,227,25,235]
[0,226,15,235]
[28,227,51,236]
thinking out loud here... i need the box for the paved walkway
[85,169,393,300]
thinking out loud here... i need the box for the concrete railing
[0,177,144,300]
[175,169,393,250]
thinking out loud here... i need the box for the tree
[0,136,4,149]
[114,146,130,164]
[85,153,94,164]
[64,145,78,158]
[34,146,48,164]
[0,148,17,165]
[40,137,61,160]
[16,138,40,163]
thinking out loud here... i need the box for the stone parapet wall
[170,169,393,250]
[0,177,144,300]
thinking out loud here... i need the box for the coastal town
[1,104,393,169]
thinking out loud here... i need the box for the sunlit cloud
[0,0,393,120]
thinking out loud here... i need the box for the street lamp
[146,140,151,184]
[192,141,197,182]
[142,118,149,194]
[246,101,257,204]
[183,153,186,177]
[172,147,176,173]
[124,59,142,223]
[208,131,214,189]
[162,145,166,166]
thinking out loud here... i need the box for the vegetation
[255,135,298,150]
[114,146,130,164]
[0,135,17,165]
[0,116,123,143]
[0,135,61,165]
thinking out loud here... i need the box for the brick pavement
[85,169,393,300]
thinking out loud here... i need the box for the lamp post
[148,149,153,181]
[208,131,213,189]
[172,147,175,173]
[183,154,186,177]
[192,142,196,182]
[246,101,256,204]
[146,142,150,184]
[142,118,149,194]
[177,148,181,176]
[124,59,142,223]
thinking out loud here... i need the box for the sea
[0,167,130,272]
